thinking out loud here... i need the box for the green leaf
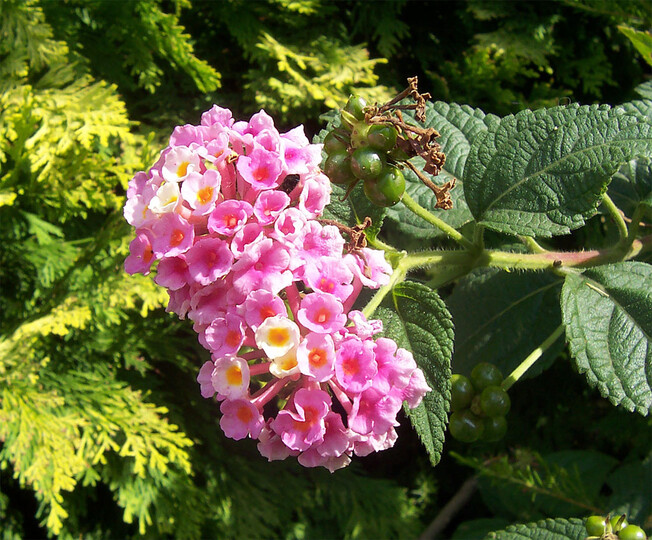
[385,166,472,240]
[384,102,496,239]
[609,158,652,219]
[606,452,652,523]
[465,104,652,237]
[485,517,587,540]
[322,182,386,241]
[634,81,652,100]
[561,261,652,415]
[374,281,454,467]
[421,101,500,180]
[619,99,652,121]
[447,268,563,378]
[618,25,652,67]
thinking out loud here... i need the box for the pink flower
[243,289,288,331]
[154,255,189,290]
[208,200,253,236]
[236,147,283,191]
[125,229,157,275]
[296,333,335,382]
[302,257,354,301]
[181,169,221,215]
[185,237,233,286]
[197,361,216,398]
[231,238,292,296]
[271,388,331,451]
[211,355,250,399]
[220,399,264,440]
[253,190,290,225]
[297,292,346,334]
[151,213,195,257]
[348,387,402,436]
[204,315,246,357]
[334,336,377,393]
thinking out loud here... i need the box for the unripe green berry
[351,147,385,181]
[323,151,355,185]
[450,374,474,412]
[324,131,349,154]
[449,410,484,443]
[619,524,647,540]
[344,95,367,121]
[368,124,398,152]
[470,362,503,392]
[362,166,405,207]
[479,385,511,417]
[585,515,606,537]
[482,416,508,442]
[611,515,628,532]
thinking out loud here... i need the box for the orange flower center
[309,348,327,368]
[268,327,290,346]
[177,161,190,177]
[197,186,214,205]
[341,356,359,376]
[226,364,242,386]
[170,229,185,247]
[236,404,253,423]
[226,330,241,348]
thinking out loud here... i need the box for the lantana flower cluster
[124,105,431,471]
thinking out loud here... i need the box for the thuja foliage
[0,2,425,538]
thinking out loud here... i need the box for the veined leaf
[635,81,652,100]
[619,99,652,121]
[609,158,652,219]
[385,102,497,238]
[465,104,652,237]
[420,101,500,180]
[322,181,386,241]
[485,517,587,540]
[374,281,453,467]
[618,25,652,67]
[561,262,652,416]
[385,166,471,240]
[447,268,563,378]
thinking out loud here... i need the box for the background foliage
[0,0,650,537]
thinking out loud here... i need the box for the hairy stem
[361,265,407,319]
[502,325,565,391]
[602,193,629,243]
[401,192,476,250]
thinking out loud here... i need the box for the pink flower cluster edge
[123,105,431,472]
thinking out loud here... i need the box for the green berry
[363,166,405,207]
[619,524,647,540]
[351,147,385,181]
[450,374,474,412]
[479,385,511,417]
[482,416,508,442]
[344,95,367,121]
[367,124,398,152]
[323,151,355,185]
[585,515,606,537]
[611,515,629,532]
[324,131,349,154]
[449,410,484,443]
[470,362,503,392]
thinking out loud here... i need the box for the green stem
[362,265,407,319]
[401,192,476,250]
[502,325,565,391]
[625,203,647,248]
[519,236,548,254]
[602,193,628,243]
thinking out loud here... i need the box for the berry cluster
[449,363,511,443]
[323,95,406,207]
[586,514,648,540]
[123,105,431,471]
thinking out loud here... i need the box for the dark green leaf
[607,453,652,523]
[322,182,386,241]
[422,101,500,180]
[485,517,587,540]
[609,158,652,219]
[453,518,511,540]
[561,261,652,415]
[374,281,454,466]
[634,81,652,100]
[465,104,652,237]
[385,165,472,240]
[447,268,563,378]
